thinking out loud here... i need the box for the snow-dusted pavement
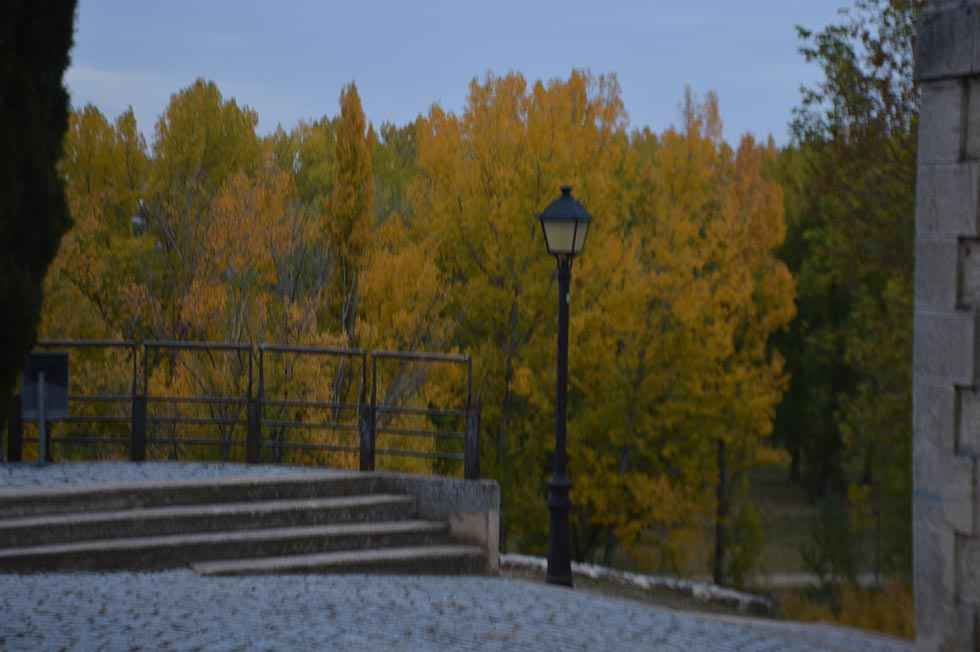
[0,571,912,652]
[0,463,913,652]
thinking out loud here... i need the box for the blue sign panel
[22,352,69,421]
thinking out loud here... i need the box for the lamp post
[537,185,591,588]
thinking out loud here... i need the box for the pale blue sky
[66,1,849,146]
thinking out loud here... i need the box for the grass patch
[747,460,818,576]
[776,581,914,640]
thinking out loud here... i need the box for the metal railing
[372,350,478,480]
[6,340,480,480]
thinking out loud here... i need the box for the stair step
[0,494,416,548]
[0,471,377,520]
[193,545,487,576]
[0,520,449,572]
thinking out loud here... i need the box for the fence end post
[130,394,146,462]
[7,394,22,463]
[359,384,375,472]
[465,403,480,480]
[246,398,261,464]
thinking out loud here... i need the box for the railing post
[37,372,48,466]
[359,355,375,472]
[359,406,375,472]
[130,394,146,462]
[7,394,22,463]
[131,342,147,462]
[246,398,260,464]
[465,402,480,480]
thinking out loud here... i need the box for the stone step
[0,471,379,519]
[193,545,488,576]
[0,520,449,572]
[0,494,416,548]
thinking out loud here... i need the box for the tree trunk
[602,527,616,566]
[496,373,513,552]
[713,438,728,586]
[789,440,801,484]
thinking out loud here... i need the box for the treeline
[39,0,918,589]
[774,0,917,586]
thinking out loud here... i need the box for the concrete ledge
[369,472,500,572]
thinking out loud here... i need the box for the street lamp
[537,185,591,588]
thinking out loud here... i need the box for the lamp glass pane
[572,220,589,254]
[543,220,577,255]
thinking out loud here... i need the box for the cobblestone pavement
[0,463,913,651]
[0,572,911,652]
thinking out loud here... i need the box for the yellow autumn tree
[322,82,373,344]
[44,104,149,340]
[410,70,629,544]
[37,105,150,458]
[531,94,733,569]
[562,92,794,580]
[136,79,261,342]
[39,76,793,544]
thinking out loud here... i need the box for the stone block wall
[916,2,980,648]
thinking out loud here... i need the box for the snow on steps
[501,553,774,614]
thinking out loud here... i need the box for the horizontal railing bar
[375,448,465,461]
[54,436,129,445]
[148,416,245,426]
[376,427,465,440]
[35,340,471,362]
[23,436,129,445]
[146,437,245,447]
[261,441,360,453]
[61,415,131,424]
[375,405,466,418]
[260,344,366,356]
[261,399,358,410]
[261,420,359,432]
[147,396,248,405]
[372,350,469,363]
[37,339,137,349]
[145,340,250,352]
[68,394,134,403]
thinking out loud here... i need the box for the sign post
[22,353,69,466]
[37,372,47,466]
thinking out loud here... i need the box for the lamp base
[546,473,574,589]
[545,572,574,588]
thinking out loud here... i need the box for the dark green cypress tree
[0,1,77,429]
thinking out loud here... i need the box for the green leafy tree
[770,144,853,498]
[781,0,920,577]
[372,121,417,225]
